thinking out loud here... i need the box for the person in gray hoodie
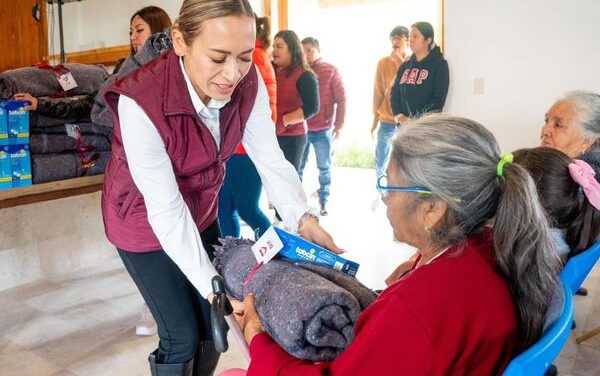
[390,21,449,124]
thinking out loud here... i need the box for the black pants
[277,134,308,172]
[275,134,307,220]
[118,221,220,364]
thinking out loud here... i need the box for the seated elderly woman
[541,91,600,175]
[235,115,562,375]
[513,147,600,262]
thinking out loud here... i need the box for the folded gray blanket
[0,64,108,99]
[32,151,110,184]
[91,29,173,127]
[213,237,377,361]
[30,123,112,154]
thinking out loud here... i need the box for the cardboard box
[0,100,30,145]
[0,145,11,190]
[274,227,360,276]
[9,143,32,188]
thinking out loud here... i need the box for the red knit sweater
[247,232,519,376]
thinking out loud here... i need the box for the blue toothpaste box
[0,104,7,146]
[0,145,11,190]
[0,100,30,145]
[9,143,32,188]
[274,227,360,276]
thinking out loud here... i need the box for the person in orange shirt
[371,26,409,180]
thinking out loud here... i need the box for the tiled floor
[1,166,599,375]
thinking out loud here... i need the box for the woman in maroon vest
[101,1,339,375]
[272,30,320,172]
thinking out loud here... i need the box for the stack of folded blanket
[0,63,112,184]
[213,237,377,362]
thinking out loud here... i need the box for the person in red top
[298,37,346,216]
[236,115,562,375]
[218,14,276,238]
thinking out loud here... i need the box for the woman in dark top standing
[390,21,449,125]
[272,30,319,171]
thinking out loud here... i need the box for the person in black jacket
[390,21,449,125]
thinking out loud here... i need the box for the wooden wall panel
[0,0,48,71]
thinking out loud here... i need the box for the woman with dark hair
[513,147,600,261]
[272,29,319,172]
[218,14,276,238]
[236,114,561,375]
[14,5,172,119]
[129,6,172,55]
[390,21,449,125]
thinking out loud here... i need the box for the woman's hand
[13,93,38,111]
[235,294,265,345]
[299,217,344,254]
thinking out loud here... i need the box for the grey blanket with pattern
[30,123,112,154]
[213,237,377,361]
[32,151,110,184]
[0,64,108,99]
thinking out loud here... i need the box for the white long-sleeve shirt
[118,62,315,299]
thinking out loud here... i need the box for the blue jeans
[218,154,271,238]
[299,128,333,207]
[375,122,397,179]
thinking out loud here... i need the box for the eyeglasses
[377,175,463,203]
[377,175,433,200]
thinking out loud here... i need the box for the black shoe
[320,206,328,216]
[576,287,588,296]
[148,350,193,376]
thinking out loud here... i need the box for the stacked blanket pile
[0,63,111,184]
[213,237,377,362]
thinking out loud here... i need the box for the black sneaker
[320,206,328,216]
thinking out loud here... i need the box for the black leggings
[275,135,307,220]
[277,134,308,172]
[118,221,220,364]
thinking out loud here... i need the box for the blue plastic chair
[560,240,600,295]
[502,283,573,376]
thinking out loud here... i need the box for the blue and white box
[0,100,30,145]
[0,104,7,146]
[0,145,11,190]
[9,143,32,188]
[274,227,360,276]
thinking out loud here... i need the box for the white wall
[444,0,600,151]
[47,0,263,53]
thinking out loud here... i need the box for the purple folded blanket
[32,151,110,184]
[30,123,112,154]
[0,64,108,99]
[213,237,377,361]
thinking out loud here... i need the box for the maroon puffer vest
[101,50,258,252]
[275,65,307,137]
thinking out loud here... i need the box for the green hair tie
[497,153,514,177]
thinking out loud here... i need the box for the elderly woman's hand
[299,217,344,254]
[235,294,265,345]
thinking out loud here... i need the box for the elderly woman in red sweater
[236,115,561,375]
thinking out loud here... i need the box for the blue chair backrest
[502,283,573,376]
[560,240,600,295]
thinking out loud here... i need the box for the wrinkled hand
[13,93,38,111]
[299,217,344,254]
[234,294,265,345]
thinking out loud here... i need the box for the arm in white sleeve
[118,95,218,298]
[242,73,316,232]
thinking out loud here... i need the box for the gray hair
[391,114,561,349]
[562,90,600,139]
